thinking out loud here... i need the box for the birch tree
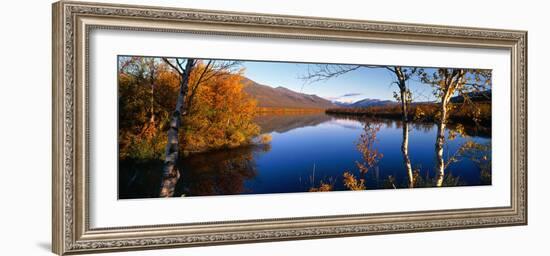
[420,68,491,187]
[389,67,416,188]
[303,65,418,187]
[159,58,241,197]
[159,58,196,197]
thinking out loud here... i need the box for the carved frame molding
[52,1,527,254]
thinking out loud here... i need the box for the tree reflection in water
[119,144,270,199]
[325,114,491,190]
[120,113,491,198]
[175,144,270,196]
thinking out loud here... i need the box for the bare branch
[300,64,362,83]
[162,57,183,76]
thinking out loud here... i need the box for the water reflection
[174,145,270,196]
[119,144,269,198]
[119,112,491,199]
[254,112,331,133]
[330,114,490,138]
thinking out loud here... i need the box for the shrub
[342,172,366,190]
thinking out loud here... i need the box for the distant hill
[450,90,491,103]
[335,98,397,108]
[242,78,336,109]
[332,90,491,109]
[350,98,397,108]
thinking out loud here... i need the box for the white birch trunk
[435,98,449,187]
[400,98,414,188]
[159,59,195,197]
[395,69,414,188]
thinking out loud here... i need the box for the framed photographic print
[52,1,527,255]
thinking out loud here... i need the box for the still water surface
[119,113,491,199]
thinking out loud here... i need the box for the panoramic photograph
[118,56,492,199]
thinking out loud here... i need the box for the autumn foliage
[308,182,334,192]
[342,172,366,190]
[118,58,260,160]
[355,123,383,175]
[181,66,260,153]
[326,102,491,127]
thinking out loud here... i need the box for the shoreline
[325,103,491,128]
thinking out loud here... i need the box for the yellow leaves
[448,123,466,141]
[413,106,426,121]
[308,182,333,192]
[355,123,383,175]
[228,131,246,148]
[118,73,134,87]
[342,172,366,190]
[119,58,261,159]
[181,67,260,153]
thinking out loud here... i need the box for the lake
[119,112,491,199]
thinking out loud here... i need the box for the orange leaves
[342,172,366,190]
[118,57,260,160]
[181,66,260,153]
[154,68,181,113]
[308,182,333,192]
[355,123,383,175]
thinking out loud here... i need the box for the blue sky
[241,60,438,103]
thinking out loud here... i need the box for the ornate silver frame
[52,1,527,255]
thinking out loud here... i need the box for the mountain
[334,98,397,108]
[349,98,396,108]
[329,89,491,109]
[242,78,337,109]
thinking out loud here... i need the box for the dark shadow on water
[174,144,270,197]
[119,144,270,199]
